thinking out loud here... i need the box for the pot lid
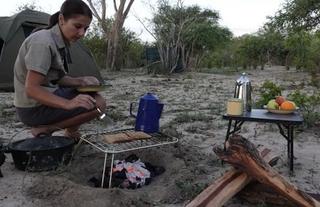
[142,92,159,101]
[9,136,74,152]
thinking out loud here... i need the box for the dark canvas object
[0,9,102,90]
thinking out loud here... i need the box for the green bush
[83,23,145,70]
[255,80,282,108]
[288,90,320,127]
[82,35,106,69]
[256,81,320,127]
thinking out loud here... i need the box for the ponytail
[31,11,59,33]
[47,11,60,29]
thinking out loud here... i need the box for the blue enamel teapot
[130,93,164,133]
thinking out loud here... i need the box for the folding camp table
[223,109,303,172]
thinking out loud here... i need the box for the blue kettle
[130,93,164,133]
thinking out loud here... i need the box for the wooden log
[239,182,320,206]
[238,182,297,207]
[213,135,320,207]
[186,147,279,207]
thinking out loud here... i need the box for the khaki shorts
[16,88,92,126]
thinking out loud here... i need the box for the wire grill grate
[80,128,178,154]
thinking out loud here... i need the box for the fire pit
[78,128,178,188]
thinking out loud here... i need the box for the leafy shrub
[82,34,106,69]
[256,81,320,127]
[255,80,282,108]
[83,23,145,70]
[288,90,320,127]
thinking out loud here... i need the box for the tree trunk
[106,19,122,71]
[213,135,320,207]
[285,53,290,70]
[86,0,134,71]
[105,0,134,71]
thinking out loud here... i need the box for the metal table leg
[288,125,294,171]
[224,120,233,150]
[277,123,294,172]
[108,153,115,188]
[224,120,244,151]
[101,153,108,187]
[287,125,291,158]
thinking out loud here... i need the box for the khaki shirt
[14,24,69,107]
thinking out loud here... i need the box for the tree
[258,26,287,66]
[82,22,107,68]
[83,20,144,69]
[182,21,232,70]
[269,0,320,32]
[151,0,231,73]
[16,2,42,12]
[117,29,145,68]
[264,0,320,72]
[86,0,135,71]
[308,32,320,72]
[284,31,312,70]
[235,35,268,70]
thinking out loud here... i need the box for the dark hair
[47,0,92,29]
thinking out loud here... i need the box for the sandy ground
[0,66,319,207]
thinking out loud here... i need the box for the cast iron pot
[6,134,75,172]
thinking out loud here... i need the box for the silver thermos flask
[234,73,252,112]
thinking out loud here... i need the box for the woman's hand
[65,94,96,110]
[80,76,100,86]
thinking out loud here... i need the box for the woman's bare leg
[31,110,99,137]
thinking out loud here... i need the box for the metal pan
[6,135,75,171]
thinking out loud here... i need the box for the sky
[0,0,286,42]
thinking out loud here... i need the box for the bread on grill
[102,131,151,144]
[102,133,130,144]
[124,131,152,140]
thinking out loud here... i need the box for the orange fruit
[280,101,296,110]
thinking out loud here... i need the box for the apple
[267,99,279,109]
[275,96,286,106]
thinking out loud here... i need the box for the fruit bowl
[263,105,298,114]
